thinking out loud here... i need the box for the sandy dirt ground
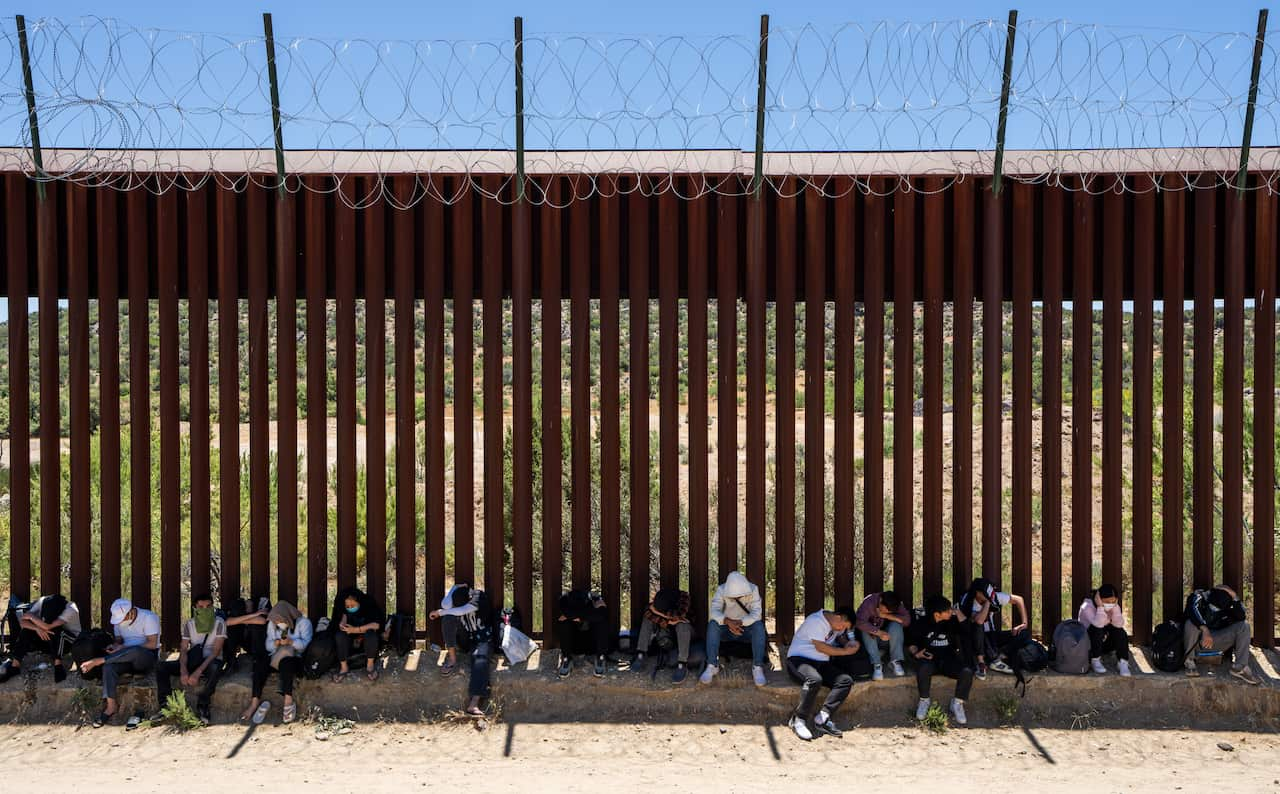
[4,720,1279,793]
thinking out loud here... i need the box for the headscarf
[268,600,303,631]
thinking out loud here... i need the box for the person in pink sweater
[1077,584,1131,677]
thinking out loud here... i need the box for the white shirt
[264,617,313,656]
[182,617,228,660]
[27,596,82,636]
[970,591,1011,632]
[115,608,161,648]
[788,611,839,662]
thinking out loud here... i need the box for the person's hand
[429,609,442,620]
[105,644,120,654]
[179,673,191,687]
[1200,627,1214,649]
[846,640,861,655]
[557,615,567,622]
[1012,623,1027,634]
[36,627,51,642]
[877,630,890,642]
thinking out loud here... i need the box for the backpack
[831,633,875,680]
[301,629,338,679]
[1050,619,1091,674]
[71,629,113,679]
[1151,620,1186,673]
[384,612,416,657]
[1002,630,1048,697]
[222,596,269,671]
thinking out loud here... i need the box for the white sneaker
[872,664,884,681]
[699,664,719,685]
[915,697,931,720]
[890,660,904,677]
[790,715,815,741]
[950,698,967,726]
[1117,659,1131,677]
[1091,658,1107,675]
[752,665,767,687]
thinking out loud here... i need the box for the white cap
[109,598,133,625]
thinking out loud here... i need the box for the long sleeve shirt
[1077,598,1126,630]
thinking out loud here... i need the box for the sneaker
[790,715,815,741]
[1091,658,1107,675]
[557,655,573,679]
[752,665,767,687]
[872,664,884,681]
[890,660,904,677]
[197,705,212,725]
[915,697,931,721]
[950,698,968,726]
[631,653,648,674]
[814,717,843,739]
[1185,659,1201,678]
[989,659,1014,675]
[975,662,988,680]
[1117,660,1131,678]
[593,656,606,678]
[1230,667,1261,686]
[672,663,687,684]
[699,664,719,685]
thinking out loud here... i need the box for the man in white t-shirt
[79,598,160,727]
[957,578,1028,679]
[155,593,227,725]
[0,594,81,684]
[784,606,860,741]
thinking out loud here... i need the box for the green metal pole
[1236,8,1269,197]
[753,14,769,199]
[514,16,526,203]
[263,12,287,199]
[15,14,46,202]
[992,9,1018,196]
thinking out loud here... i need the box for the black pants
[1087,625,1130,661]
[785,656,853,719]
[14,626,69,662]
[156,647,223,708]
[251,654,300,699]
[441,614,491,699]
[966,623,1011,662]
[334,628,380,664]
[554,606,611,657]
[916,657,974,700]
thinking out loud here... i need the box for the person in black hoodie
[332,587,386,682]
[555,589,611,679]
[907,595,974,726]
[1182,585,1259,685]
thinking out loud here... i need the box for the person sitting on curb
[855,590,910,680]
[630,588,694,684]
[1182,584,1260,685]
[155,593,226,725]
[79,598,160,728]
[0,593,81,684]
[908,594,974,726]
[332,587,385,683]
[555,589,611,679]
[240,601,313,725]
[700,570,768,687]
[1078,584,1131,677]
[784,606,860,741]
[428,584,494,717]
[957,578,1027,679]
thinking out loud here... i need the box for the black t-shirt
[909,616,968,664]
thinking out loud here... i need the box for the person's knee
[833,673,853,690]
[887,622,904,638]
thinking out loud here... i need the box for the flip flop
[330,671,349,684]
[125,714,142,731]
[252,700,271,725]
[282,702,297,724]
[464,705,484,718]
[440,660,458,677]
[366,669,379,682]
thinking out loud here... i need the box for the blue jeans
[859,622,904,665]
[705,619,767,667]
[101,644,157,700]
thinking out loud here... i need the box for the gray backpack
[1050,619,1090,674]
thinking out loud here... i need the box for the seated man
[0,593,81,684]
[907,594,974,726]
[333,587,385,682]
[79,598,160,728]
[155,593,226,725]
[630,588,693,684]
[700,570,768,687]
[784,606,860,741]
[1182,584,1259,685]
[555,589,610,679]
[855,590,910,680]
[956,578,1027,679]
[428,584,493,717]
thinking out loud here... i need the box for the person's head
[560,589,594,620]
[1094,584,1119,609]
[109,598,137,627]
[344,595,360,613]
[968,578,996,605]
[722,571,753,598]
[651,588,681,615]
[192,593,216,632]
[878,591,903,613]
[829,606,857,632]
[1213,583,1238,601]
[924,594,953,622]
[450,585,472,608]
[267,601,302,632]
[39,594,68,623]
[192,593,214,611]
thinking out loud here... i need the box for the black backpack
[302,629,338,679]
[1151,620,1185,672]
[1003,630,1048,696]
[71,629,113,679]
[384,612,416,657]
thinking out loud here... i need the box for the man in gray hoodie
[700,570,768,687]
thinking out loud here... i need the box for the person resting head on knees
[701,571,768,687]
[957,578,1027,680]
[241,601,313,725]
[908,595,974,726]
[1078,584,1131,677]
[79,598,160,728]
[1182,584,1258,685]
[555,589,611,679]
[428,584,494,717]
[630,588,694,684]
[155,594,226,725]
[784,606,860,741]
[332,587,385,683]
[0,593,81,685]
[855,590,911,681]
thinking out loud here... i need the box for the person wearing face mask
[1077,584,1131,677]
[155,594,227,724]
[240,601,313,725]
[78,598,160,728]
[332,586,385,682]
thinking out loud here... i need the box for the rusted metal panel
[1070,189,1094,611]
[1102,188,1124,589]
[685,190,709,625]
[921,180,944,599]
[98,187,121,623]
[335,196,358,591]
[1221,191,1245,593]
[951,180,975,594]
[423,187,446,641]
[247,185,271,601]
[893,185,916,598]
[981,185,1002,586]
[130,187,152,605]
[1253,183,1276,647]
[5,175,31,598]
[274,191,298,605]
[304,182,329,618]
[659,191,680,589]
[37,184,59,593]
[746,193,768,590]
[1192,188,1215,587]
[1011,183,1033,615]
[716,192,738,580]
[363,183,387,605]
[453,189,475,586]
[628,183,651,629]
[833,182,857,608]
[1160,180,1186,620]
[774,181,797,638]
[540,176,564,640]
[862,188,886,595]
[804,186,826,611]
[572,190,596,591]
[157,189,181,641]
[1131,180,1156,644]
[598,192,623,630]
[68,184,91,623]
[481,182,506,603]
[216,187,241,603]
[511,196,535,626]
[1040,185,1064,633]
[391,176,416,616]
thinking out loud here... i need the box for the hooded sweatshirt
[709,571,763,627]
[1077,598,1126,630]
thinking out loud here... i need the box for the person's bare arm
[812,639,859,657]
[144,633,160,651]
[1009,595,1028,633]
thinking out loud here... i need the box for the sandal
[125,714,142,731]
[366,668,379,682]
[440,659,458,677]
[331,671,349,684]
[282,702,297,724]
[251,700,271,725]
[464,705,484,718]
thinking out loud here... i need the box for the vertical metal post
[753,14,769,198]
[514,16,526,203]
[1236,9,1268,196]
[15,15,46,201]
[263,12,286,198]
[992,10,1018,196]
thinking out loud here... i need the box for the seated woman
[428,584,492,717]
[1078,584,1131,677]
[332,587,385,683]
[240,601,312,725]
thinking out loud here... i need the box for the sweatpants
[634,619,692,663]
[785,656,853,719]
[156,647,223,709]
[334,628,380,665]
[554,606,612,658]
[14,626,71,662]
[1087,625,1131,661]
[441,614,492,699]
[101,645,158,700]
[251,653,301,699]
[1183,620,1252,670]
[916,657,974,700]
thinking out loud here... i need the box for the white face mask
[1102,603,1116,611]
[276,623,289,631]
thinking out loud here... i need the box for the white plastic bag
[499,623,537,665]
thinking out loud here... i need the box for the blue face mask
[345,605,359,614]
